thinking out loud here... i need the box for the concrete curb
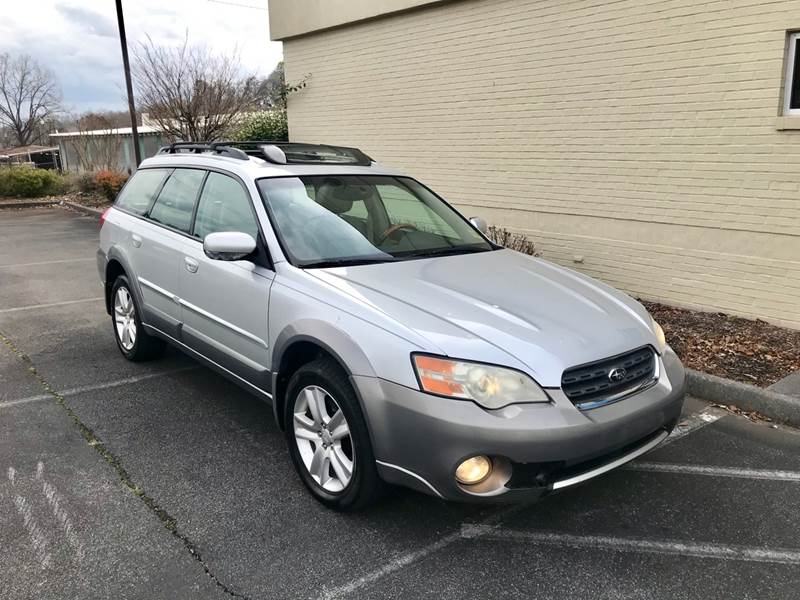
[61,201,105,218]
[0,199,60,210]
[686,368,800,427]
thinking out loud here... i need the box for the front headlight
[652,319,667,353]
[412,354,549,409]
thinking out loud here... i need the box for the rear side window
[114,169,169,215]
[148,168,206,233]
[193,172,259,240]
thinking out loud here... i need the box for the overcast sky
[0,0,283,113]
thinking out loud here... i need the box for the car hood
[309,249,658,387]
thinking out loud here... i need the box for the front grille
[561,346,656,408]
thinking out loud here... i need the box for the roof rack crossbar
[157,142,249,160]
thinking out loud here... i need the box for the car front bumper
[354,346,686,502]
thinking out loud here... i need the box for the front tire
[284,358,384,511]
[110,275,165,362]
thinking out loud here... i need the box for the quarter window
[785,32,800,115]
[114,168,169,215]
[148,169,206,233]
[193,172,259,241]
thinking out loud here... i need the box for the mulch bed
[0,192,110,209]
[642,301,800,388]
[58,192,111,208]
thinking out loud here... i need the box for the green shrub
[0,166,65,198]
[233,110,288,142]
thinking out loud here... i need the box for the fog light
[455,455,492,485]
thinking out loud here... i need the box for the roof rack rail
[157,142,249,161]
[206,140,374,166]
[157,140,374,166]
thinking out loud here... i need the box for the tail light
[99,207,111,228]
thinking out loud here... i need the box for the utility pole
[115,0,142,168]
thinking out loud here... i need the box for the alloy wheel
[114,286,137,351]
[293,385,355,493]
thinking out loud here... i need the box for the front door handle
[184,257,199,273]
[131,234,142,248]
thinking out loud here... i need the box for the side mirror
[203,231,257,261]
[469,216,488,234]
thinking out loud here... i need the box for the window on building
[785,32,800,115]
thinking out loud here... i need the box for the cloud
[55,4,116,38]
[1,0,282,113]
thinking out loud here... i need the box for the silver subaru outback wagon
[97,142,686,510]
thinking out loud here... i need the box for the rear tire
[110,275,165,362]
[284,358,384,511]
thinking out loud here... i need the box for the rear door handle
[184,257,199,273]
[131,234,142,248]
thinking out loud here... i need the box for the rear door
[133,168,206,338]
[179,171,274,392]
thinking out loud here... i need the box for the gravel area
[642,301,800,388]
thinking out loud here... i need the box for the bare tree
[68,113,123,172]
[0,53,62,146]
[132,36,259,141]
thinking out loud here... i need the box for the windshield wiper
[396,245,493,259]
[300,257,395,269]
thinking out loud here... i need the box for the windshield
[257,175,494,267]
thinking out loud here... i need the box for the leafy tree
[233,110,288,142]
[245,61,309,110]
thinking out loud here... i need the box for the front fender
[270,320,380,429]
[271,319,377,379]
[268,314,426,432]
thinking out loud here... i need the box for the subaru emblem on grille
[608,367,627,382]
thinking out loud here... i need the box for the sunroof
[273,143,372,166]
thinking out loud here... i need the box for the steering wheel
[376,223,418,245]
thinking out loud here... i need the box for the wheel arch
[270,322,377,432]
[104,259,126,314]
[104,248,142,316]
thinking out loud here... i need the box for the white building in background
[50,126,167,173]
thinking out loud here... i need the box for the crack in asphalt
[0,330,253,600]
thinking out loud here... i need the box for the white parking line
[626,462,800,482]
[0,395,51,409]
[0,258,95,269]
[0,366,198,409]
[662,405,728,445]
[320,405,735,598]
[471,528,800,565]
[0,297,104,314]
[318,504,529,600]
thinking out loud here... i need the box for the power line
[207,0,267,10]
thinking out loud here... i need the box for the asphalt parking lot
[1,207,799,600]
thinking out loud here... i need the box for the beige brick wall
[282,0,800,329]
